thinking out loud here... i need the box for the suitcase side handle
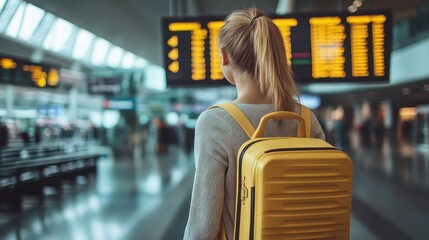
[252,111,307,138]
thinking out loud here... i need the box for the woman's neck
[233,72,271,104]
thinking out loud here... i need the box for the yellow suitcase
[213,103,353,240]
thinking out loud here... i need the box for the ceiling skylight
[0,0,7,12]
[134,58,149,69]
[43,18,74,51]
[5,2,24,38]
[92,38,110,65]
[106,46,124,67]
[73,29,94,59]
[0,0,21,33]
[19,3,45,40]
[121,52,135,69]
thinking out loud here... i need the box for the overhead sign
[0,55,60,88]
[103,98,135,110]
[88,77,122,95]
[38,105,65,117]
[162,9,392,87]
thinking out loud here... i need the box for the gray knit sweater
[183,103,326,240]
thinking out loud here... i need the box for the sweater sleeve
[184,109,229,240]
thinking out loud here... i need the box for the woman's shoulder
[195,107,235,132]
[198,107,231,123]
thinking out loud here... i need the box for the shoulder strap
[300,104,312,138]
[209,103,312,138]
[209,102,255,138]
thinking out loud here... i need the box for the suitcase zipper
[235,139,263,240]
[265,147,338,153]
[249,187,255,240]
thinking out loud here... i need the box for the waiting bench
[0,150,101,210]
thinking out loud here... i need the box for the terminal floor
[1,140,429,240]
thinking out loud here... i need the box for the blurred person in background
[0,119,9,148]
[34,124,42,144]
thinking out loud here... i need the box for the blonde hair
[219,7,299,112]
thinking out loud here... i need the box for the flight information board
[162,9,392,87]
[0,55,60,88]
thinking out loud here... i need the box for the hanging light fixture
[348,0,364,12]
[353,0,363,7]
[348,5,358,13]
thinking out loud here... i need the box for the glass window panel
[92,38,110,65]
[19,3,45,40]
[144,65,166,90]
[43,19,55,48]
[73,29,94,59]
[121,52,135,69]
[43,18,74,51]
[134,57,149,68]
[106,46,123,67]
[0,0,7,12]
[31,12,55,44]
[5,2,24,38]
[0,0,21,33]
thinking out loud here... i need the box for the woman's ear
[220,49,229,66]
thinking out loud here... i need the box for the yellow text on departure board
[207,21,224,80]
[0,58,17,69]
[22,65,59,88]
[347,15,386,77]
[47,69,59,86]
[169,22,207,81]
[309,17,346,79]
[23,65,47,87]
[273,18,298,65]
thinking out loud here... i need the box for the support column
[337,0,344,10]
[69,87,78,122]
[5,85,13,118]
[169,0,177,17]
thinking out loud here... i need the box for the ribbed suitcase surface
[236,138,353,240]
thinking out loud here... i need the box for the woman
[184,7,325,240]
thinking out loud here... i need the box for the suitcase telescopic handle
[252,111,307,138]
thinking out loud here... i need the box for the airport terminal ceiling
[24,0,423,67]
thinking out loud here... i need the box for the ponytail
[253,13,299,112]
[220,8,299,112]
